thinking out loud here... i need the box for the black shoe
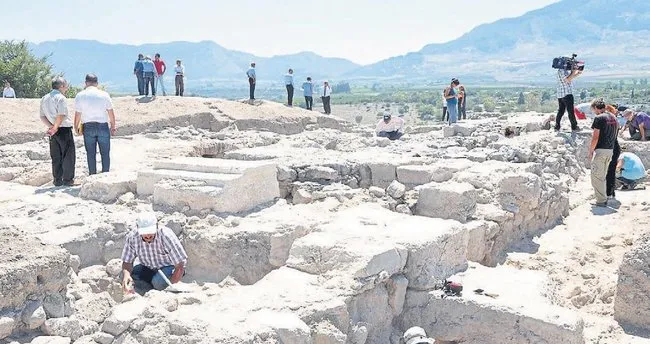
[571,126,580,132]
[53,181,63,187]
[593,201,608,207]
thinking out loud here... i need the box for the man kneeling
[376,113,404,140]
[616,150,647,190]
[121,212,188,292]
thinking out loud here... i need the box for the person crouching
[121,212,188,292]
[376,113,404,140]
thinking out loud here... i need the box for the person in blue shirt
[302,77,314,110]
[616,151,647,190]
[444,78,460,125]
[246,63,256,100]
[284,69,294,106]
[133,54,144,96]
[141,56,157,97]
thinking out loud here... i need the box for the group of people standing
[133,54,185,97]
[40,74,116,186]
[588,98,646,207]
[441,78,467,124]
[246,63,332,114]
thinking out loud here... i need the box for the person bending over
[376,113,403,140]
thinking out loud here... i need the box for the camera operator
[555,64,583,132]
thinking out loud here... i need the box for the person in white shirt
[3,81,16,98]
[321,81,332,114]
[376,113,404,140]
[441,93,448,122]
[174,59,185,96]
[40,77,76,186]
[74,74,116,175]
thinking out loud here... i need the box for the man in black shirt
[588,98,618,206]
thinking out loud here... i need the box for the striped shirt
[556,69,574,98]
[121,227,188,269]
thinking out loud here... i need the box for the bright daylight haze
[3,0,559,65]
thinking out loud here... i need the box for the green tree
[517,92,525,105]
[0,40,53,98]
[483,98,496,112]
[580,89,587,101]
[631,89,635,99]
[541,91,551,102]
[417,104,436,120]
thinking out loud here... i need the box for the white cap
[136,212,158,235]
[403,327,434,344]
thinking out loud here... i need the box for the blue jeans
[83,122,111,174]
[447,102,459,124]
[132,265,175,291]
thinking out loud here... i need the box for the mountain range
[28,0,650,91]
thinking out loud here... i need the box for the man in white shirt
[246,62,256,100]
[174,59,185,96]
[40,77,76,186]
[376,113,404,140]
[74,74,116,175]
[3,81,16,98]
[321,81,332,114]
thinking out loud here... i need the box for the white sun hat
[136,212,158,235]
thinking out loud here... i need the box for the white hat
[136,212,158,235]
[403,327,434,344]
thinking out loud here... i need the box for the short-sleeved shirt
[74,86,113,123]
[631,112,650,130]
[121,227,188,269]
[556,69,574,98]
[40,90,72,127]
[3,87,16,98]
[591,112,618,149]
[620,152,646,180]
[446,87,458,106]
[303,82,313,96]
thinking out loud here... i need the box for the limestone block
[30,336,71,344]
[0,231,70,311]
[43,293,66,319]
[92,332,115,344]
[454,123,477,137]
[277,165,298,182]
[367,162,396,188]
[21,301,47,330]
[74,292,115,323]
[299,166,339,181]
[312,321,347,344]
[79,172,137,204]
[386,180,406,199]
[401,264,585,344]
[387,275,408,315]
[0,317,15,340]
[101,299,147,336]
[293,189,313,205]
[396,165,435,186]
[42,318,83,341]
[415,182,477,223]
[443,126,456,137]
[368,186,385,198]
[615,232,650,330]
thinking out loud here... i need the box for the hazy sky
[2,0,560,65]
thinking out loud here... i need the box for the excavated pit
[1,97,650,344]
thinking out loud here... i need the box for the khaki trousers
[591,148,613,203]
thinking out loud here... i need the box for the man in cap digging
[375,113,404,140]
[403,326,435,344]
[121,212,188,292]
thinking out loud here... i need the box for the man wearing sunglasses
[121,212,188,292]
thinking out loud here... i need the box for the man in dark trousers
[39,77,76,186]
[284,69,294,106]
[247,62,256,100]
[555,66,582,131]
[588,98,619,207]
[133,54,145,96]
[321,81,332,114]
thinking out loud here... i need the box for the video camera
[552,54,585,71]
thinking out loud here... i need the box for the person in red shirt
[153,53,167,96]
